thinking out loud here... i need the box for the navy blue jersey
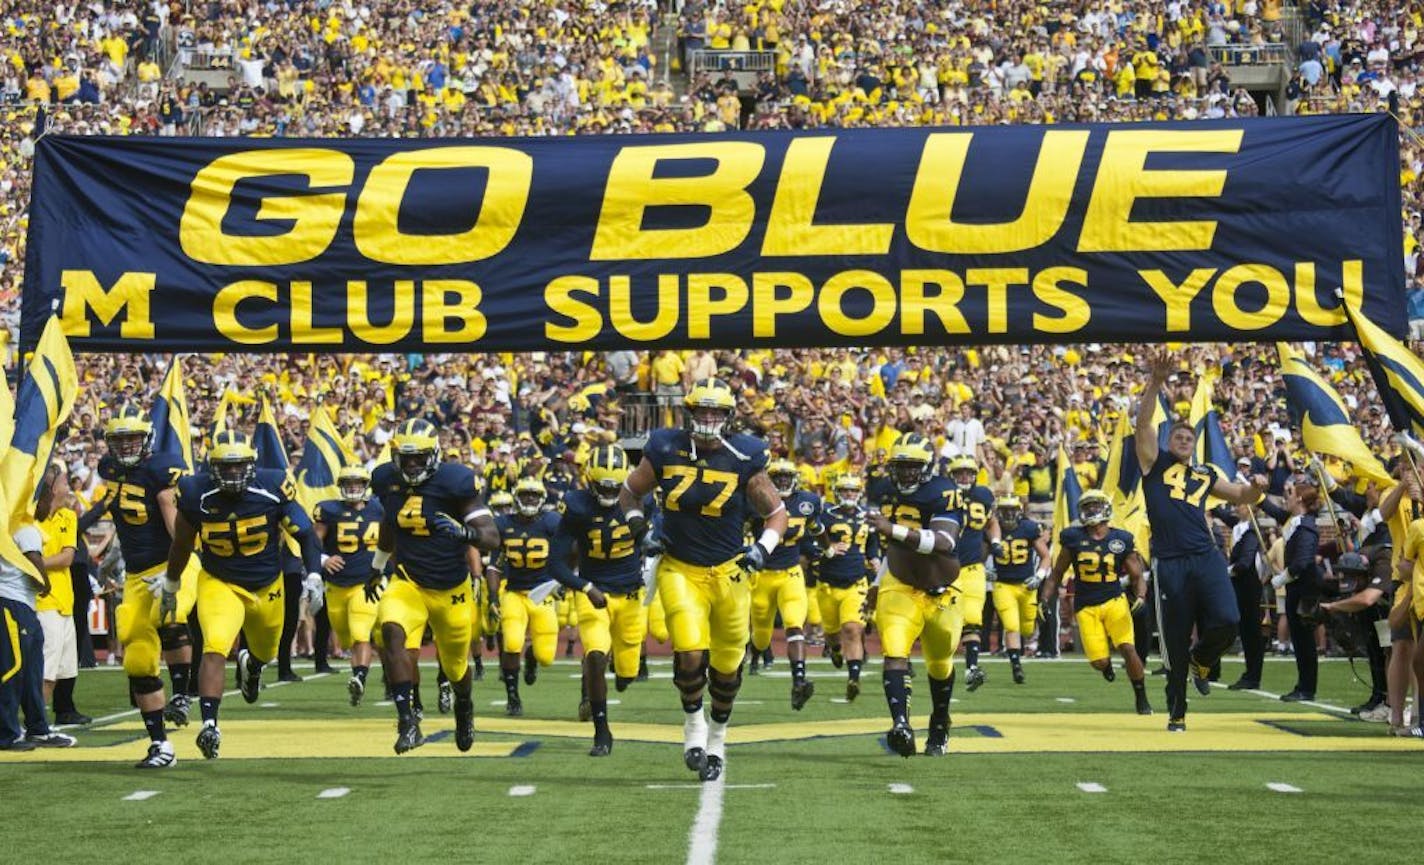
[1059,525,1135,610]
[644,428,769,567]
[879,476,960,532]
[950,485,996,565]
[177,468,311,589]
[314,498,385,588]
[993,519,1044,584]
[865,471,895,508]
[554,489,644,593]
[754,489,822,570]
[97,452,186,573]
[1142,458,1220,558]
[816,505,879,587]
[373,461,485,590]
[495,511,562,591]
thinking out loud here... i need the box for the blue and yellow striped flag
[253,397,300,555]
[0,371,40,580]
[295,406,357,513]
[1052,443,1083,554]
[1278,343,1393,486]
[148,354,193,471]
[1345,305,1424,442]
[2,316,78,528]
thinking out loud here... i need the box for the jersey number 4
[397,497,430,536]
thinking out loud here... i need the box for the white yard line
[1076,782,1108,793]
[647,783,775,790]
[123,790,160,801]
[887,783,914,795]
[1266,782,1302,793]
[317,787,350,799]
[508,785,537,797]
[685,777,725,865]
[1208,681,1353,715]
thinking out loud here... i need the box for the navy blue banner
[22,114,1406,352]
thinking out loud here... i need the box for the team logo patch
[798,501,815,515]
[1108,539,1127,554]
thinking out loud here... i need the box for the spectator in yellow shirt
[652,350,686,426]
[35,465,88,726]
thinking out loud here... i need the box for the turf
[3,653,1418,863]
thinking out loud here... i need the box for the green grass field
[4,653,1419,864]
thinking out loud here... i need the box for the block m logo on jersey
[451,592,466,605]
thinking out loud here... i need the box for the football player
[489,477,562,717]
[990,495,1049,684]
[95,406,199,768]
[947,455,998,691]
[551,444,649,755]
[163,431,324,760]
[866,434,962,757]
[748,459,822,709]
[619,378,788,782]
[368,419,499,754]
[1041,491,1153,715]
[312,466,383,707]
[815,474,878,701]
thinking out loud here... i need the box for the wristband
[891,524,910,543]
[162,577,182,593]
[372,549,390,571]
[625,507,645,523]
[580,582,594,594]
[320,554,331,567]
[915,529,936,555]
[757,528,782,554]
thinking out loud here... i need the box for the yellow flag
[0,372,40,580]
[295,405,358,513]
[2,316,79,528]
[1277,343,1393,486]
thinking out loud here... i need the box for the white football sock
[683,708,707,751]
[706,719,728,759]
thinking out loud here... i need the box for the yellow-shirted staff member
[35,466,80,724]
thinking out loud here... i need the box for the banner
[23,115,1406,353]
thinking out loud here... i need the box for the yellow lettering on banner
[1294,260,1364,327]
[906,130,1089,254]
[687,274,749,339]
[213,280,278,344]
[820,270,895,337]
[59,270,156,338]
[180,149,353,266]
[545,276,602,343]
[354,147,533,265]
[752,272,814,338]
[1032,267,1091,333]
[1079,130,1242,253]
[763,138,893,256]
[900,270,969,336]
[1212,264,1288,330]
[591,143,764,260]
[348,280,415,344]
[1141,268,1215,331]
[965,268,1028,334]
[611,275,678,341]
[290,281,342,344]
[421,280,486,343]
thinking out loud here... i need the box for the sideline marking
[888,783,914,795]
[647,783,775,790]
[686,777,725,865]
[1267,782,1302,793]
[1056,697,1076,703]
[508,785,537,797]
[317,787,350,799]
[1209,681,1351,715]
[123,790,160,801]
[1076,782,1107,793]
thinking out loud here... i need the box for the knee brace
[961,626,982,641]
[158,623,191,652]
[129,675,164,696]
[673,653,709,700]
[708,667,743,704]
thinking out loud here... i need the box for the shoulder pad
[1059,525,1082,546]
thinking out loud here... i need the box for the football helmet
[391,419,440,486]
[104,404,153,468]
[1079,490,1113,526]
[209,431,257,495]
[338,465,371,505]
[995,494,1023,532]
[949,455,978,491]
[489,490,515,516]
[768,458,799,499]
[888,434,935,495]
[832,473,864,508]
[585,444,630,508]
[514,477,547,517]
[684,378,735,445]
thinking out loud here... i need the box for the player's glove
[364,571,388,604]
[1130,595,1146,615]
[989,539,1005,559]
[432,512,479,545]
[303,572,325,614]
[738,541,770,573]
[1037,594,1056,623]
[626,511,649,542]
[1025,568,1048,590]
[485,597,502,632]
[805,541,825,561]
[158,580,180,625]
[642,534,665,558]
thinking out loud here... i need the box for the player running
[312,466,383,707]
[989,495,1049,684]
[815,474,878,701]
[368,419,499,754]
[489,477,561,717]
[619,378,788,782]
[946,455,997,692]
[1041,491,1153,715]
[867,434,963,757]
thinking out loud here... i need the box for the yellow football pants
[376,576,474,681]
[325,583,377,650]
[874,571,963,680]
[657,554,751,674]
[576,591,648,679]
[648,589,669,643]
[957,563,987,628]
[115,558,198,678]
[1075,595,1134,663]
[197,570,284,662]
[500,588,558,666]
[750,565,808,650]
[992,582,1038,638]
[818,580,869,633]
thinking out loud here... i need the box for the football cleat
[236,649,261,704]
[829,644,844,669]
[413,695,425,723]
[1191,661,1213,696]
[454,697,475,753]
[164,693,192,727]
[578,698,592,723]
[1011,663,1025,685]
[923,725,949,757]
[1136,692,1154,715]
[1101,663,1116,683]
[684,747,706,772]
[348,675,365,707]
[590,731,613,758]
[1167,717,1186,732]
[699,754,724,782]
[196,722,221,759]
[790,680,815,711]
[965,666,986,692]
[886,722,916,758]
[523,644,539,686]
[135,740,176,769]
[505,697,524,717]
[438,679,453,714]
[394,718,425,754]
[27,731,77,748]
[846,679,861,703]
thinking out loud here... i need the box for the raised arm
[1135,348,1173,473]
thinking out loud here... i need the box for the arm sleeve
[77,497,113,532]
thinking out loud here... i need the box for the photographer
[1259,473,1324,701]
[1318,552,1393,721]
